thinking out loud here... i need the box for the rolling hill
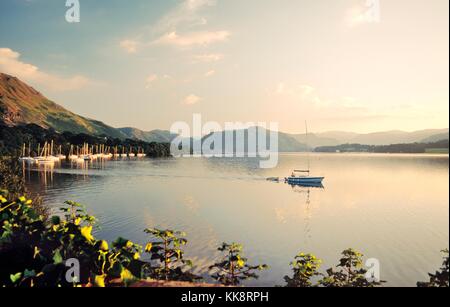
[118,127,176,143]
[421,132,449,143]
[290,129,449,148]
[0,73,125,138]
[0,73,172,142]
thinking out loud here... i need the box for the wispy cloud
[204,70,215,77]
[153,0,217,33]
[346,0,381,27]
[274,81,368,111]
[119,39,139,54]
[193,53,224,63]
[182,94,202,105]
[0,48,91,91]
[120,0,229,52]
[275,82,315,99]
[153,30,230,48]
[145,74,158,88]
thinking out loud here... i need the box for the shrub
[0,192,144,287]
[319,248,384,287]
[417,249,449,287]
[209,242,268,286]
[0,158,47,218]
[284,253,322,287]
[0,158,26,198]
[143,228,199,282]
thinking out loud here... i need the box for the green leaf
[24,269,36,278]
[51,216,61,225]
[53,250,63,264]
[10,272,22,284]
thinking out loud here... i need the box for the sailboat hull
[287,177,324,184]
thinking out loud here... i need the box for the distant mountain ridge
[196,128,449,153]
[0,73,448,149]
[291,129,449,148]
[118,127,176,143]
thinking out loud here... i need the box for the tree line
[0,123,171,158]
[315,140,449,154]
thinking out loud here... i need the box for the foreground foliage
[319,249,385,287]
[209,242,269,286]
[284,253,322,287]
[284,249,385,287]
[0,158,26,198]
[0,193,144,287]
[0,158,47,218]
[0,188,448,287]
[143,228,199,282]
[417,249,449,287]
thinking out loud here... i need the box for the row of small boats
[20,153,147,165]
[18,142,147,165]
[19,153,146,164]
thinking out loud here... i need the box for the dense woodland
[0,123,171,158]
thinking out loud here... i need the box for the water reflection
[21,153,449,287]
[288,182,325,189]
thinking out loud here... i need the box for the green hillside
[0,73,125,138]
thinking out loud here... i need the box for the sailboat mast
[305,121,310,172]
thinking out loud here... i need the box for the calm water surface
[24,153,449,286]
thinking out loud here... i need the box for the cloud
[204,70,215,77]
[0,48,90,91]
[145,74,158,88]
[275,82,315,98]
[121,0,229,53]
[193,53,224,63]
[153,0,217,33]
[153,31,230,47]
[346,0,381,27]
[275,82,286,94]
[185,0,216,11]
[274,81,363,109]
[119,40,139,53]
[299,85,314,96]
[182,94,201,105]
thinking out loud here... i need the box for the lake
[23,153,449,287]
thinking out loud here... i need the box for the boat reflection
[287,182,324,189]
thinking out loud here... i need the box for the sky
[0,0,448,134]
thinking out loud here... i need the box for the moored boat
[286,121,325,186]
[286,170,324,185]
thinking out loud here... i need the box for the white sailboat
[82,143,92,161]
[35,142,55,164]
[136,147,146,157]
[286,121,324,186]
[69,145,79,160]
[112,146,119,158]
[47,141,61,162]
[119,146,127,158]
[104,146,113,159]
[18,143,35,163]
[56,145,66,160]
[128,146,136,157]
